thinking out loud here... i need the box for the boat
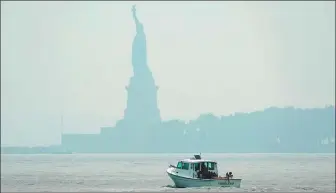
[166,154,242,188]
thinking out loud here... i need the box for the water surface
[1,153,335,192]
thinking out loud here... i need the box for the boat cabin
[173,155,219,179]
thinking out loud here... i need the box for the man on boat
[200,162,213,179]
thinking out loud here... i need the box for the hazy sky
[1,1,335,146]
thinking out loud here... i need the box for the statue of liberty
[122,5,161,127]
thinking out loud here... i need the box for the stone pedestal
[123,70,161,127]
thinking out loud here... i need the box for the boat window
[208,162,215,170]
[194,163,200,171]
[182,162,190,170]
[176,162,183,169]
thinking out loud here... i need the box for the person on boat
[198,163,205,179]
[229,172,233,178]
[201,162,212,179]
[226,172,233,179]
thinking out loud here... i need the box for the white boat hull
[167,170,242,188]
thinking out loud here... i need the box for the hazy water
[1,153,335,192]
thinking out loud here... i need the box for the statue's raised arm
[132,5,143,33]
[132,5,140,26]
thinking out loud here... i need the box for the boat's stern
[216,178,242,188]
